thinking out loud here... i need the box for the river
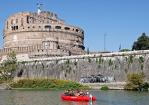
[0,90,148,105]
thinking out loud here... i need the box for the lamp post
[104,34,107,52]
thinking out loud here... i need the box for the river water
[0,90,149,105]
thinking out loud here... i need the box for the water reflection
[61,100,96,105]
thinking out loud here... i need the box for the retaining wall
[15,50,149,82]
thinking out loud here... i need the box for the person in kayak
[64,90,75,96]
[64,89,89,96]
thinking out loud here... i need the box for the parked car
[80,76,96,83]
[80,77,90,83]
[95,74,107,82]
[80,74,108,83]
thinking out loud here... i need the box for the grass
[100,85,109,90]
[10,78,89,90]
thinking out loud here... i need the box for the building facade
[2,10,85,58]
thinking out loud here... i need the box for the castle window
[16,26,18,30]
[27,16,29,23]
[76,29,79,32]
[65,27,70,30]
[82,31,84,34]
[45,25,51,29]
[11,26,14,30]
[45,25,51,31]
[81,46,85,50]
[57,45,60,49]
[11,26,18,31]
[55,26,61,29]
[43,41,49,49]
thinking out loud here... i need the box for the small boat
[61,94,96,101]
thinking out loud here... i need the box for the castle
[0,8,85,61]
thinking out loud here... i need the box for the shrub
[10,79,89,90]
[100,85,109,90]
[124,72,149,91]
[0,80,4,84]
[142,82,149,91]
[108,59,113,66]
[0,51,17,81]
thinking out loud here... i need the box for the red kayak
[61,94,96,101]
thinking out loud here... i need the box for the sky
[0,0,149,52]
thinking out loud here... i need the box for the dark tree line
[132,33,149,50]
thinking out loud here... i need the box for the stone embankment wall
[14,50,149,82]
[83,82,126,90]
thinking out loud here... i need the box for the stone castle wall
[3,11,85,56]
[0,44,70,63]
[14,50,149,82]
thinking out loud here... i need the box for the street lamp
[104,33,107,52]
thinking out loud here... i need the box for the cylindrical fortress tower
[3,11,85,56]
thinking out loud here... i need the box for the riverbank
[0,80,126,90]
[0,79,89,90]
[82,82,126,90]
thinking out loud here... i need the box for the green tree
[0,51,17,81]
[124,72,149,91]
[132,33,149,50]
[119,49,130,52]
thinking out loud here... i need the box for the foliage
[138,56,144,70]
[140,64,144,70]
[98,56,103,64]
[108,59,113,66]
[74,61,77,66]
[114,65,117,69]
[10,79,89,90]
[139,56,144,63]
[124,72,149,91]
[132,33,149,50]
[96,58,98,63]
[128,55,133,64]
[100,85,109,90]
[142,82,149,91]
[88,57,91,63]
[0,51,17,81]
[119,49,130,52]
[65,60,70,65]
[0,80,4,84]
[55,60,58,64]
